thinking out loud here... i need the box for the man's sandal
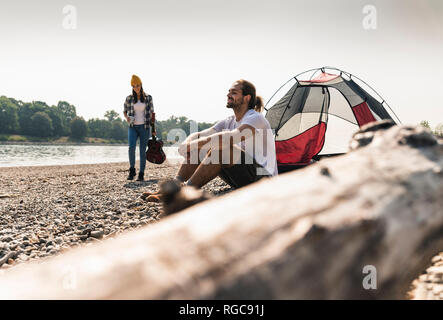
[145,194,163,203]
[141,190,161,200]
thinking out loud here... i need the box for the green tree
[57,101,77,135]
[420,120,431,129]
[104,110,120,122]
[198,121,214,131]
[15,100,51,136]
[17,103,37,135]
[47,106,64,137]
[30,112,53,137]
[434,123,443,137]
[154,116,215,141]
[70,116,88,140]
[110,121,127,141]
[87,118,112,138]
[0,96,19,134]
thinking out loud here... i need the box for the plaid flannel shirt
[123,93,155,130]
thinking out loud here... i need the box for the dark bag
[146,112,166,164]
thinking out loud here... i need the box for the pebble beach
[0,161,441,299]
[0,161,232,270]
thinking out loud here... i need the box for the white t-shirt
[213,109,278,176]
[134,101,146,125]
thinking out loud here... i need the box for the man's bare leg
[187,144,244,188]
[143,145,242,201]
[186,154,223,188]
[176,163,199,182]
[142,153,204,199]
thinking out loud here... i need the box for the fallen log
[0,122,441,299]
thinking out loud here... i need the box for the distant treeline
[0,96,214,142]
[420,121,443,138]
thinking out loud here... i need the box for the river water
[0,144,182,167]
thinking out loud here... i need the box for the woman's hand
[126,116,134,124]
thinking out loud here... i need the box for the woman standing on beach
[123,75,155,181]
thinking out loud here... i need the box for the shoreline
[0,161,129,170]
[0,140,177,147]
[0,141,127,147]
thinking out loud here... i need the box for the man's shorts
[218,150,271,189]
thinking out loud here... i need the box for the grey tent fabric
[265,67,399,166]
[344,79,393,120]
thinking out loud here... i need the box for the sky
[0,0,442,127]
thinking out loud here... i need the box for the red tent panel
[306,72,340,83]
[351,102,376,126]
[276,122,326,165]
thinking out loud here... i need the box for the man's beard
[226,97,243,109]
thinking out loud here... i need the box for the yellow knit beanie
[131,75,142,87]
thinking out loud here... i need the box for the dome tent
[264,67,401,173]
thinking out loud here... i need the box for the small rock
[18,253,29,262]
[432,285,443,295]
[2,236,13,242]
[90,230,104,239]
[79,228,92,236]
[21,241,31,248]
[426,266,443,275]
[78,235,88,241]
[428,274,442,284]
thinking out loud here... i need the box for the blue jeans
[128,125,150,173]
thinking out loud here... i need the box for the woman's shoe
[136,172,144,181]
[127,167,136,180]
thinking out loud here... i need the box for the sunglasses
[132,84,141,88]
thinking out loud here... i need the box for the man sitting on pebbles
[142,79,278,203]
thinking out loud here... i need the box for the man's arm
[178,127,218,157]
[179,124,255,156]
[184,127,217,143]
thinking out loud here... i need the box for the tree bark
[0,123,441,299]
